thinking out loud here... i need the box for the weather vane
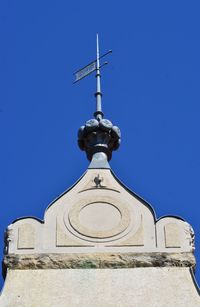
[75,34,121,163]
[73,34,112,120]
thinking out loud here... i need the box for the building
[0,37,200,306]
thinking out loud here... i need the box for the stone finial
[78,118,121,161]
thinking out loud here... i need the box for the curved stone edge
[2,252,195,277]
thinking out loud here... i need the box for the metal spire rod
[77,37,121,162]
[94,34,103,120]
[73,35,112,120]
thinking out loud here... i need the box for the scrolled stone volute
[78,117,121,161]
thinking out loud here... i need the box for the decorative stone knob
[78,118,121,161]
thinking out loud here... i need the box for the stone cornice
[3,252,195,278]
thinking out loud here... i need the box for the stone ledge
[3,252,195,278]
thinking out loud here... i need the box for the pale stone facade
[2,169,196,255]
[0,163,199,306]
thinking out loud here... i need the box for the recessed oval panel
[79,202,121,232]
[68,201,130,239]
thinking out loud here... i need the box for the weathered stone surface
[0,268,200,306]
[3,252,196,273]
[1,168,199,306]
[5,169,195,256]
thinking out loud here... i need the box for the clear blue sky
[1,0,200,288]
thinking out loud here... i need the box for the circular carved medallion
[67,200,130,239]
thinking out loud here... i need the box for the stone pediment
[5,168,194,256]
[2,166,198,307]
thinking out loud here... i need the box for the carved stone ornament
[78,118,121,161]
